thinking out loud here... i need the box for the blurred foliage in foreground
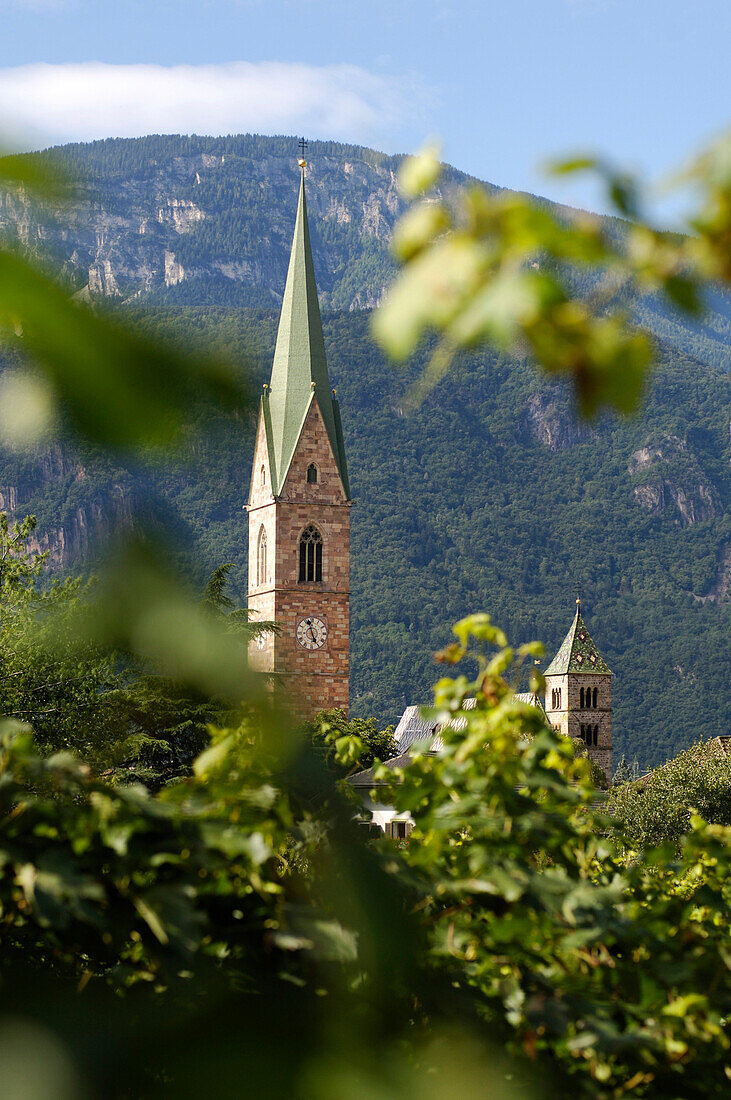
[0,142,729,1096]
[374,133,731,417]
[0,618,729,1097]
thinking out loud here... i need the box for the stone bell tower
[246,155,351,717]
[544,600,613,780]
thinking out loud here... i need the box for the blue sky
[1,0,728,216]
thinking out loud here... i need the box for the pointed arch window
[260,464,266,488]
[257,526,267,587]
[299,524,323,583]
[307,463,318,484]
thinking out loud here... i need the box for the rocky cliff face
[0,443,136,567]
[525,391,592,451]
[0,137,437,312]
[628,435,720,526]
[3,134,729,370]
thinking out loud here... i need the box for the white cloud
[0,61,423,150]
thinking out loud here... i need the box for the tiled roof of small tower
[263,170,350,497]
[544,603,612,676]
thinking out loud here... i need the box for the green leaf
[0,250,244,449]
[398,143,442,199]
[545,155,600,176]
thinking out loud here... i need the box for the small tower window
[260,464,266,487]
[593,687,598,708]
[594,724,599,746]
[580,687,585,708]
[299,524,323,583]
[557,688,562,708]
[257,526,267,587]
[307,463,318,484]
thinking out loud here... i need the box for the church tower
[246,160,351,716]
[543,600,613,780]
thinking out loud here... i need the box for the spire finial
[298,136,308,170]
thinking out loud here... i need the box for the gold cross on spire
[298,137,308,169]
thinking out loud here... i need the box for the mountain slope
[2,133,729,370]
[0,136,729,768]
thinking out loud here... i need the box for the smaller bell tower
[544,600,613,780]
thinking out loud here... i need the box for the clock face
[296,616,327,650]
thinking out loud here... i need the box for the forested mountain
[0,135,729,768]
[1,133,730,369]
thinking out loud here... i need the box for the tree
[0,512,116,759]
[374,135,731,418]
[91,562,275,787]
[378,614,731,1097]
[607,738,731,848]
[302,708,396,778]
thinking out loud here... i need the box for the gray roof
[349,694,551,789]
[514,691,550,722]
[348,751,414,788]
[393,705,438,751]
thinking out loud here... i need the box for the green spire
[264,171,350,497]
[544,602,612,676]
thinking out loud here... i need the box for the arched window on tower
[257,526,267,587]
[260,464,266,487]
[299,524,323,582]
[580,687,585,708]
[307,463,318,484]
[557,688,562,708]
[593,687,598,708]
[593,724,599,746]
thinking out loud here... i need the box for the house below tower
[349,604,614,834]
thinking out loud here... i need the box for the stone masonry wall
[247,397,351,715]
[544,672,613,780]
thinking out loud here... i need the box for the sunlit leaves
[381,623,731,1096]
[685,131,731,280]
[0,368,56,448]
[377,135,731,419]
[397,141,442,199]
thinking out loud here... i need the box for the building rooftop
[263,171,350,497]
[348,693,550,788]
[544,604,612,676]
